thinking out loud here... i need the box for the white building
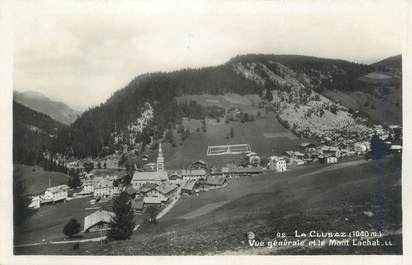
[28,196,41,209]
[268,156,287,172]
[180,169,207,181]
[354,142,369,154]
[43,185,69,203]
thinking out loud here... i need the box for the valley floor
[15,156,402,255]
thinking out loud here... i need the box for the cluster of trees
[179,100,225,121]
[177,125,191,142]
[67,169,81,188]
[13,101,65,165]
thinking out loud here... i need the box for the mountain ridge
[49,53,401,158]
[14,90,81,125]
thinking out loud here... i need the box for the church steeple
[156,143,164,172]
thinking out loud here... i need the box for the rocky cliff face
[232,60,373,141]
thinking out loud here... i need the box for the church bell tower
[156,143,164,172]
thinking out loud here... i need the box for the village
[25,118,402,242]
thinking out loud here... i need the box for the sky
[12,1,406,111]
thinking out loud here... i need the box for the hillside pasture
[165,93,315,169]
[164,112,312,169]
[14,164,70,195]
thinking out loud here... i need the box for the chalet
[28,196,41,209]
[268,156,287,172]
[131,198,144,213]
[138,183,159,197]
[190,160,207,169]
[319,155,338,164]
[205,176,227,189]
[143,196,163,207]
[125,186,138,197]
[43,184,69,203]
[181,179,198,195]
[80,179,94,195]
[210,166,263,178]
[236,167,263,177]
[180,169,207,180]
[168,171,184,185]
[155,183,179,201]
[93,179,121,198]
[354,142,369,154]
[283,151,305,160]
[83,210,115,233]
[320,146,341,158]
[298,142,316,151]
[390,145,402,153]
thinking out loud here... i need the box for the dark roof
[126,186,137,195]
[131,199,144,210]
[182,180,197,190]
[139,183,158,193]
[206,177,227,186]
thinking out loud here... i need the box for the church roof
[132,170,168,181]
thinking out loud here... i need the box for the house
[83,210,115,233]
[181,179,198,195]
[268,156,287,172]
[180,169,207,181]
[205,176,227,189]
[43,184,69,203]
[390,145,402,153]
[93,179,116,198]
[138,183,158,197]
[236,167,264,177]
[125,186,138,197]
[143,196,163,207]
[283,151,305,160]
[80,179,94,195]
[210,165,263,178]
[190,160,207,169]
[28,196,41,209]
[319,155,338,164]
[155,183,179,201]
[320,146,341,158]
[298,142,316,151]
[354,142,369,154]
[131,198,144,213]
[168,171,184,185]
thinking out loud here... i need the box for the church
[131,144,168,189]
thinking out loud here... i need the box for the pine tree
[370,133,385,160]
[14,171,35,226]
[107,192,135,240]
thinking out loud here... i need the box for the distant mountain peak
[13,90,81,125]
